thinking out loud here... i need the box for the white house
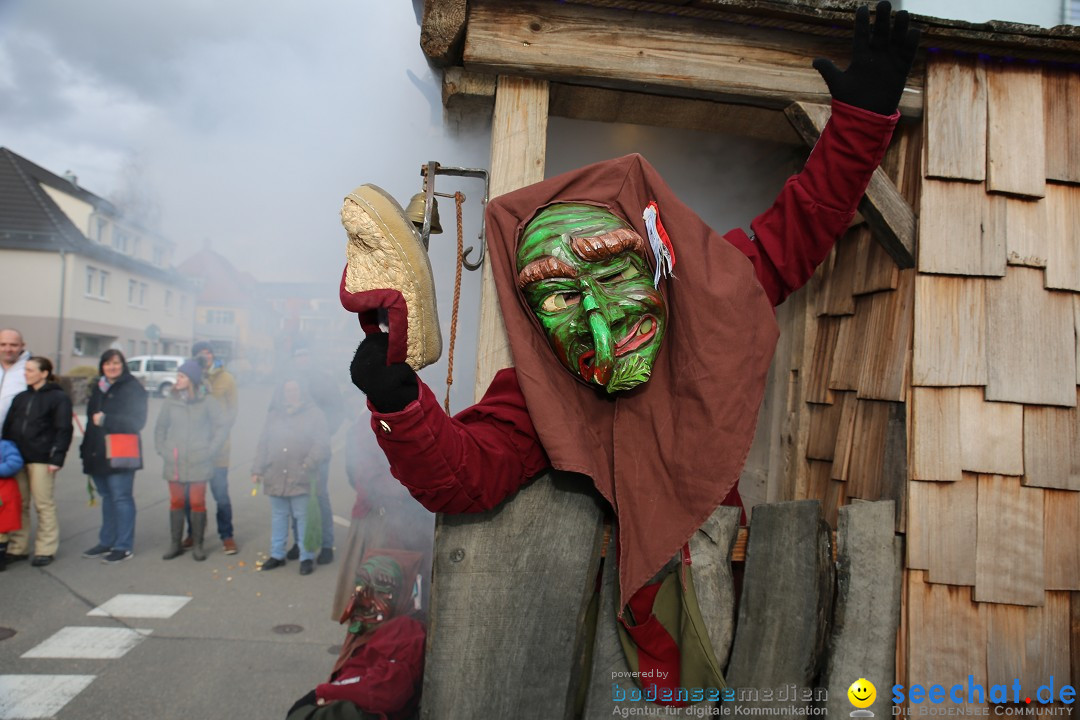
[0,147,196,372]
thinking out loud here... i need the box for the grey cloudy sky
[0,0,491,284]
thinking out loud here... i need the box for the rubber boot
[0,541,7,572]
[191,511,208,562]
[162,510,185,560]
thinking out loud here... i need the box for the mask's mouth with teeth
[614,316,657,357]
[576,315,659,384]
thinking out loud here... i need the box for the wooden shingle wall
[800,54,1080,699]
[912,55,1079,698]
[795,117,919,532]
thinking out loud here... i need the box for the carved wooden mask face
[517,203,666,393]
[349,555,403,633]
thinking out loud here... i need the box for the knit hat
[191,341,213,356]
[178,359,203,386]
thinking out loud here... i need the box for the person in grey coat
[252,377,329,576]
[155,359,227,561]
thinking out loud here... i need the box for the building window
[206,310,235,325]
[128,279,137,304]
[180,294,187,312]
[127,339,136,355]
[85,266,108,299]
[140,340,148,354]
[73,332,113,358]
[132,238,141,259]
[165,290,173,314]
[94,217,109,243]
[153,245,165,267]
[139,283,147,306]
[113,230,128,253]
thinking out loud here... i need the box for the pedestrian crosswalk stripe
[21,627,153,660]
[0,674,95,719]
[87,593,191,619]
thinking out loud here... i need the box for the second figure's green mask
[517,203,667,393]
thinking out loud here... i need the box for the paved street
[0,383,368,719]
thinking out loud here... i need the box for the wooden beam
[785,101,916,268]
[441,67,497,112]
[474,76,549,400]
[549,83,802,146]
[421,0,468,68]
[464,1,924,116]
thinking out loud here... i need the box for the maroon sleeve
[725,99,899,306]
[369,367,549,514]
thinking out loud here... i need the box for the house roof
[176,244,263,306]
[0,147,193,287]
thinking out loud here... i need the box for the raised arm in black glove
[350,333,419,414]
[812,0,921,116]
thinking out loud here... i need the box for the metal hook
[461,242,485,271]
[418,162,490,272]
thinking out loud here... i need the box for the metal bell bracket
[419,161,489,271]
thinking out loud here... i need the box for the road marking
[21,627,153,659]
[0,675,95,719]
[87,593,191,619]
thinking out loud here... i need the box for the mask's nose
[582,294,613,386]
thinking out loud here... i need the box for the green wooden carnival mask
[517,203,667,393]
[347,555,404,634]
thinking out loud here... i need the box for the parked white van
[126,355,188,396]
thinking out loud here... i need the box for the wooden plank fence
[423,497,902,717]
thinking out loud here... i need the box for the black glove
[812,1,920,116]
[285,689,318,718]
[350,333,419,413]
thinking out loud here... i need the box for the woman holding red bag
[80,349,148,564]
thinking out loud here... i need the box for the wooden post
[727,500,835,715]
[820,500,902,719]
[422,76,608,719]
[473,75,549,399]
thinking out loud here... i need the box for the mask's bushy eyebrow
[569,227,647,262]
[518,256,578,289]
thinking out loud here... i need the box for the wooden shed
[414,1,1080,716]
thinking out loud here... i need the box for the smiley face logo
[848,678,877,709]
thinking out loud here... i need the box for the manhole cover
[272,624,304,635]
[0,627,15,642]
[328,644,342,655]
